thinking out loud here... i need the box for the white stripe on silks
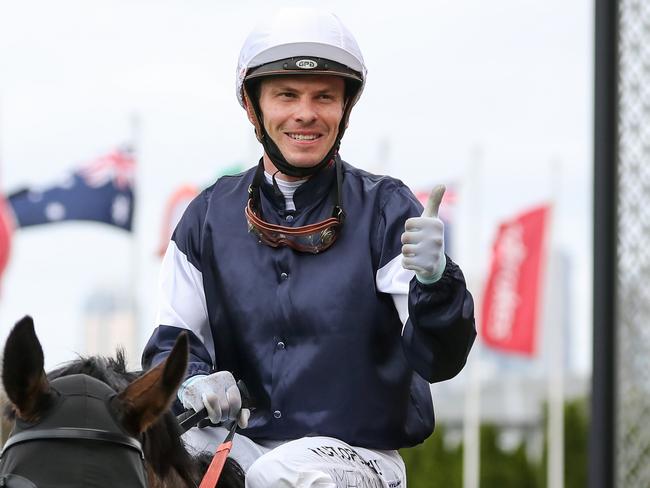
[375,253,414,333]
[157,240,216,365]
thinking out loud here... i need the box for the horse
[0,316,244,488]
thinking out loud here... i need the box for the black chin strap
[261,127,341,178]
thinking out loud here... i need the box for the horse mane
[45,350,244,488]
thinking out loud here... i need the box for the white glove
[401,185,447,284]
[178,371,250,429]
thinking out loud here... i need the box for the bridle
[0,429,144,488]
[1,427,143,458]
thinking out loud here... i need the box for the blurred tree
[564,398,588,487]
[400,397,589,488]
[480,424,538,487]
[401,424,462,488]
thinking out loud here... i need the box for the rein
[198,421,238,488]
[176,379,253,488]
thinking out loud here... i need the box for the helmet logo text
[295,59,318,70]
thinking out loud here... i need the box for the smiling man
[143,8,476,488]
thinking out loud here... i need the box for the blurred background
[0,0,598,486]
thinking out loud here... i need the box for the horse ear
[117,332,189,434]
[2,316,51,421]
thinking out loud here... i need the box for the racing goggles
[245,158,345,254]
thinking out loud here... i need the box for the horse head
[0,316,189,488]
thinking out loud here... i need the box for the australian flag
[7,146,135,232]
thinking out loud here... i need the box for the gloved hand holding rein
[178,371,250,429]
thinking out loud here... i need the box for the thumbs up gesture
[401,185,446,284]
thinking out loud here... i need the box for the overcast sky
[0,0,593,372]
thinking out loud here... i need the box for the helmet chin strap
[245,88,352,178]
[261,126,340,178]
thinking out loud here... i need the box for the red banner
[0,196,13,282]
[481,205,550,356]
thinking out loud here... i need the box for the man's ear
[243,91,264,143]
[343,99,351,130]
[243,92,258,126]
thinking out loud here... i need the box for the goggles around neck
[245,158,345,254]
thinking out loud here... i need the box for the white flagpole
[375,136,391,175]
[463,337,481,488]
[128,112,142,369]
[546,159,564,488]
[462,145,483,488]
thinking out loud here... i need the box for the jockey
[142,7,476,487]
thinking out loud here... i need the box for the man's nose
[293,98,318,123]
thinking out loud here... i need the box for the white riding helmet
[236,8,367,108]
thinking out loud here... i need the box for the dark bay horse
[0,316,244,488]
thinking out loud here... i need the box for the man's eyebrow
[314,88,337,95]
[271,84,298,91]
[270,84,337,94]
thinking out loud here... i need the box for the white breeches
[183,427,407,488]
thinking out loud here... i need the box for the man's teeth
[288,133,319,141]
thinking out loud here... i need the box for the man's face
[254,75,346,169]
